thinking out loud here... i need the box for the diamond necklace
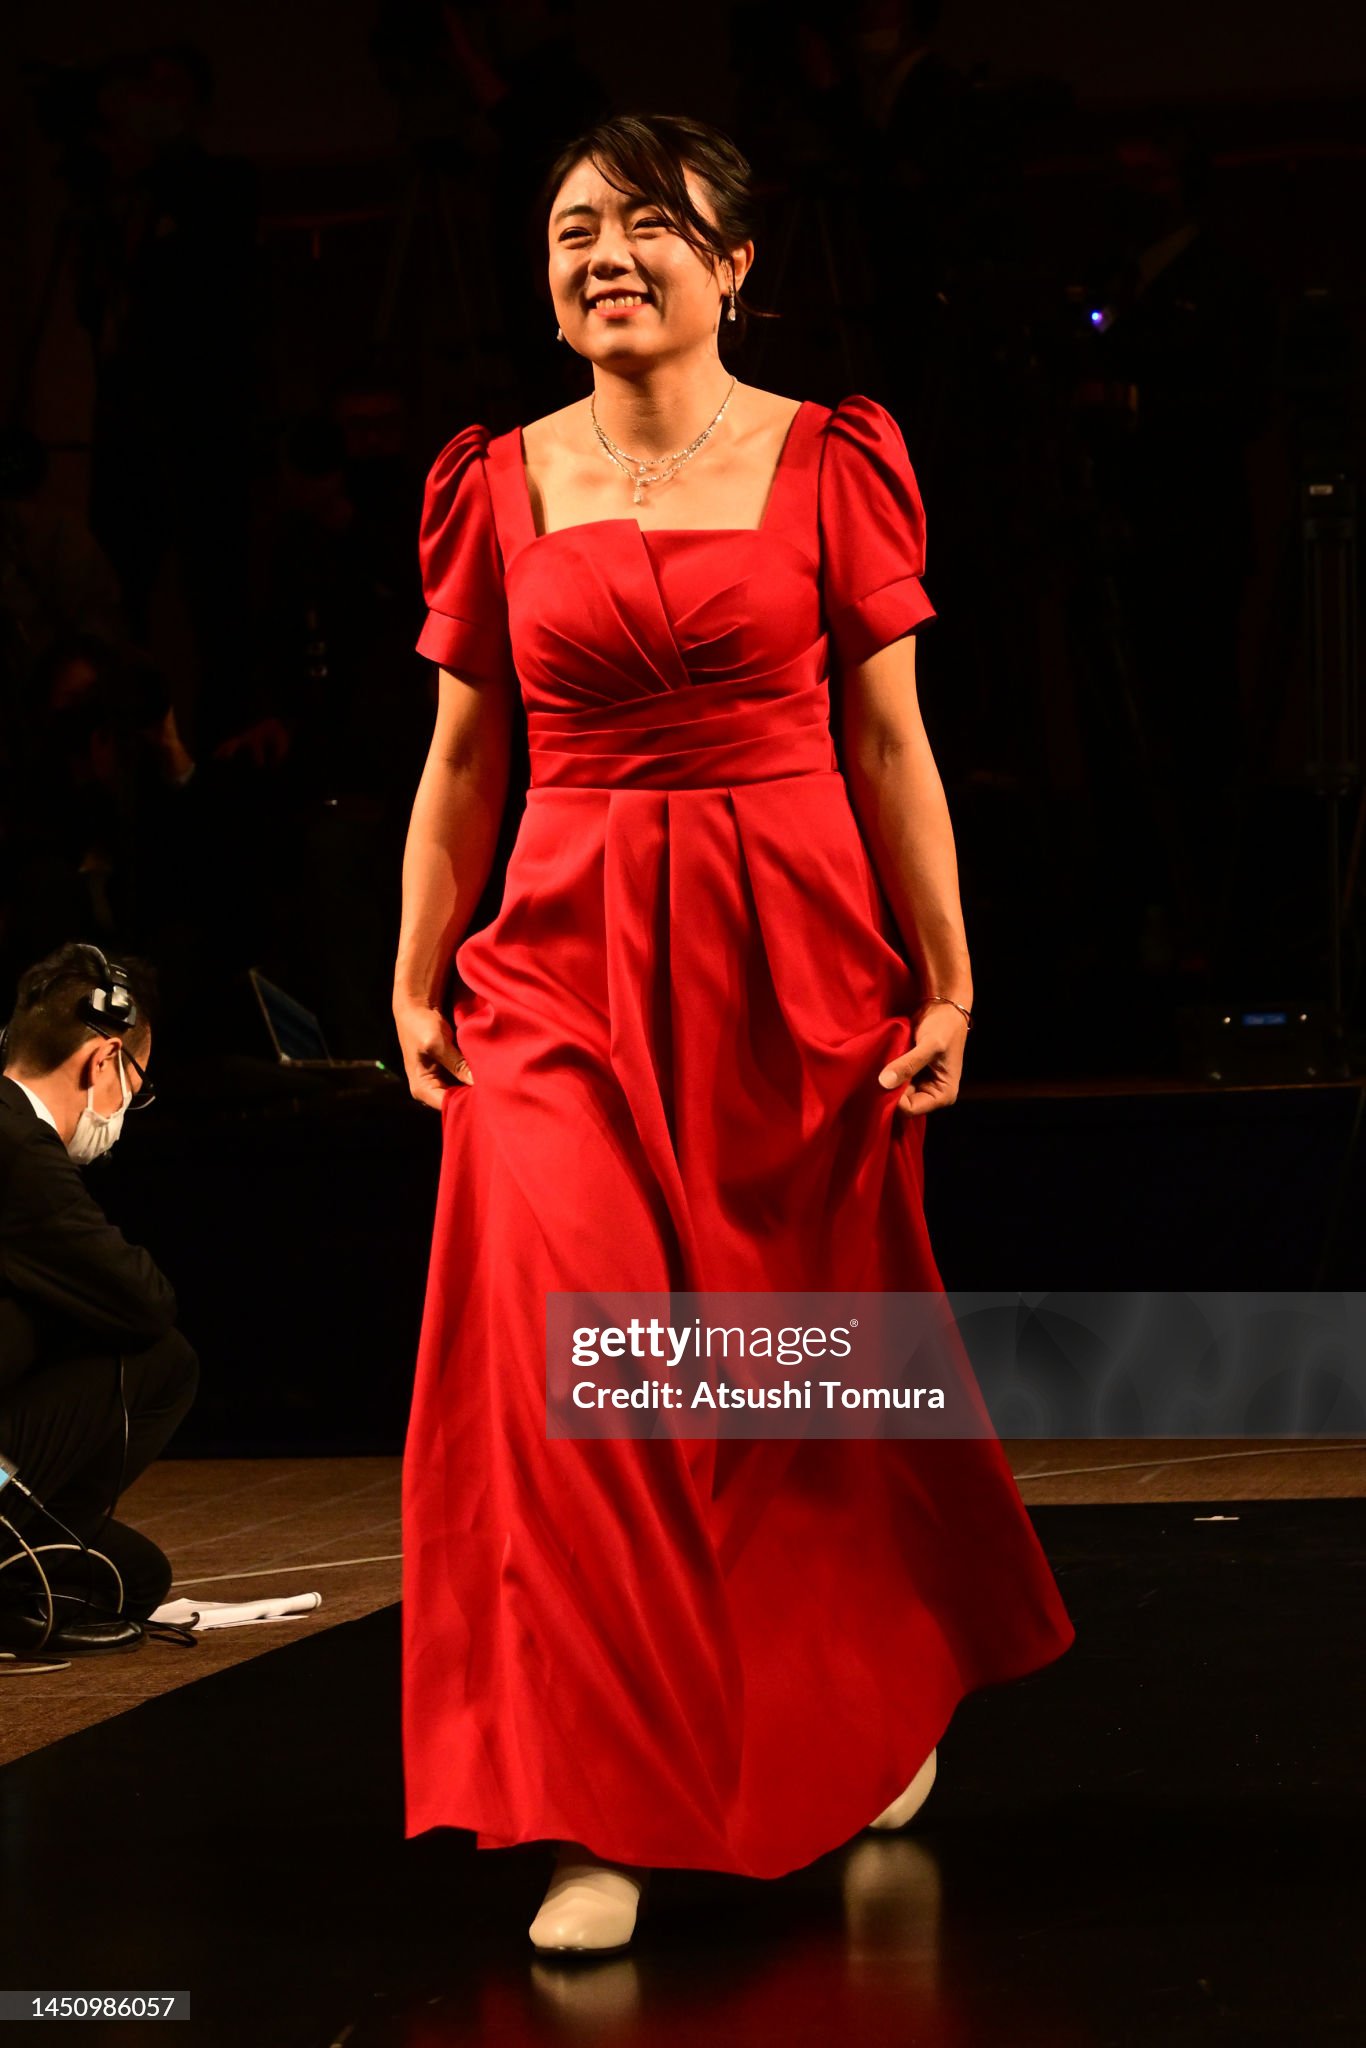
[590,377,739,505]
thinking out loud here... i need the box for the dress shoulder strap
[760,398,827,556]
[483,425,538,570]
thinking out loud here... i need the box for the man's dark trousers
[0,1328,198,1620]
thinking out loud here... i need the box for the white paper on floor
[149,1593,323,1630]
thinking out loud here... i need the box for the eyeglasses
[0,1023,156,1108]
[118,1043,156,1111]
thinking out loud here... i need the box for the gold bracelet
[917,995,973,1030]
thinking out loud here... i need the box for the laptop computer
[248,968,392,1073]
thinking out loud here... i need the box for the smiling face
[548,155,751,367]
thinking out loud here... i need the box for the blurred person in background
[71,43,261,753]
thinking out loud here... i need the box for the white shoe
[868,1747,938,1830]
[529,1845,648,1955]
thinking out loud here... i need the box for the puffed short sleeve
[818,393,937,669]
[415,423,514,686]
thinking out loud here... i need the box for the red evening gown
[401,393,1075,1879]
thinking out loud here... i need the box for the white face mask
[66,1047,132,1165]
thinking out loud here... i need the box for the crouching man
[0,941,198,1654]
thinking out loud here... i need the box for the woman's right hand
[393,994,473,1109]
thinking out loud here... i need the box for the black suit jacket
[0,1073,177,1395]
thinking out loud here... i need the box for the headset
[0,938,138,1067]
[76,940,139,1039]
[0,943,195,1655]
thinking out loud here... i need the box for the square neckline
[516,397,812,547]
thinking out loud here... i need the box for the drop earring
[727,288,736,323]
[556,325,564,342]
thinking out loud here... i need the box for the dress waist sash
[526,676,837,791]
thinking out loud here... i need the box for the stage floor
[2,1477,1362,2045]
[4,1440,1362,1763]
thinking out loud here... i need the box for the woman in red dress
[393,112,1075,1956]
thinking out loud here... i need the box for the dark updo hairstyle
[537,111,780,352]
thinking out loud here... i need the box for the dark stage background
[2,1,1364,1448]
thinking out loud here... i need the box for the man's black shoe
[47,1617,143,1654]
[0,1596,195,1654]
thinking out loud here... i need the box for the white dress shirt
[8,1076,61,1138]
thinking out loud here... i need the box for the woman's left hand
[876,1006,969,1118]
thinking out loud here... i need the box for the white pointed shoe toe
[529,1848,648,1955]
[868,1746,938,1831]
